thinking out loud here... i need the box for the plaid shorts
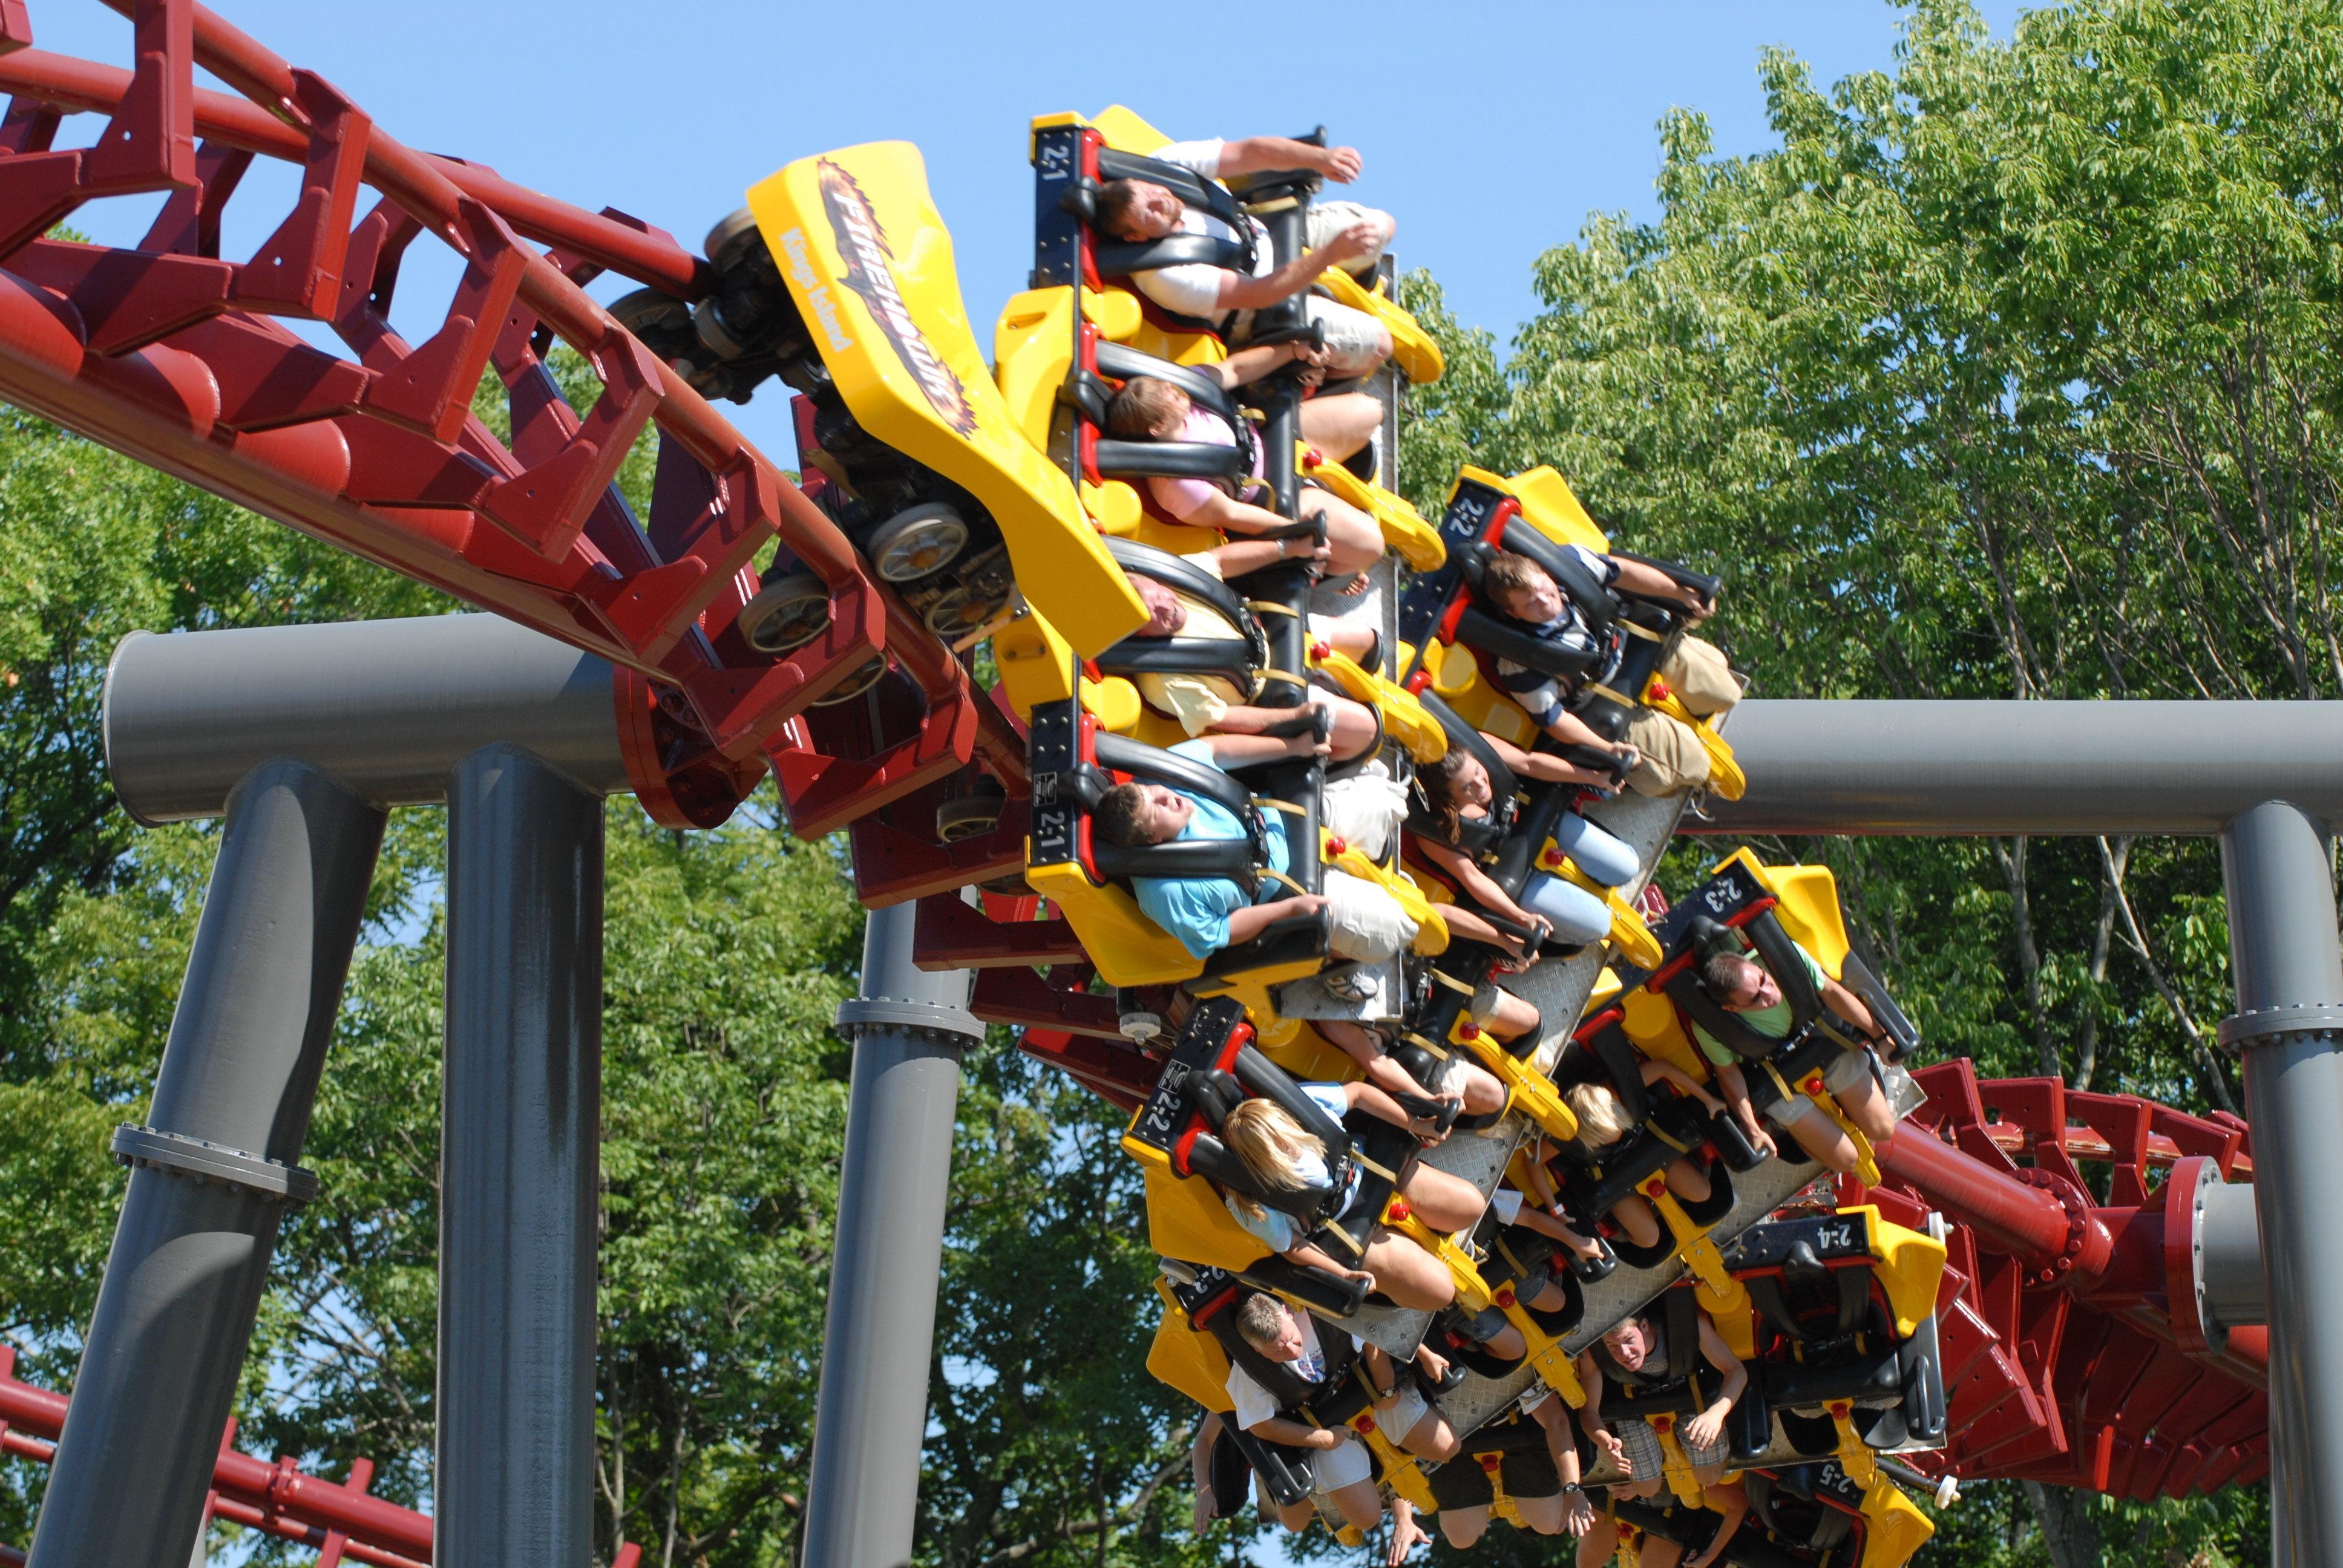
[1614,1414,1726,1478]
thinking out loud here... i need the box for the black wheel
[736,572,830,655]
[611,287,696,356]
[703,207,766,273]
[922,584,1008,641]
[866,503,969,583]
[937,794,1003,843]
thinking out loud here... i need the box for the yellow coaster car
[1605,850,1921,1190]
[1398,468,1743,799]
[612,142,1144,661]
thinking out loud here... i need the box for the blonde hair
[1565,1080,1636,1152]
[1222,1099,1324,1195]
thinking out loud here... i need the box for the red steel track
[0,0,1026,838]
[1862,1061,2267,1498]
[0,1345,643,1566]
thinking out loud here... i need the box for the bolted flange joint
[2013,1166,2110,1289]
[835,996,985,1045]
[2214,1003,2343,1053]
[110,1124,320,1207]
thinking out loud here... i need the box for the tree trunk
[2071,838,2127,1091]
[1994,837,2060,1078]
[2025,1480,2102,1568]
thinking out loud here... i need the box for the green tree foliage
[0,4,2324,1564]
[1397,0,2322,1560]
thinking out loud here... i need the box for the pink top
[1145,407,1262,521]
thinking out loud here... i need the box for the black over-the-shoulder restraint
[1452,604,1609,687]
[1090,550,1263,694]
[1093,232,1252,283]
[1088,733,1271,890]
[1404,690,1519,859]
[1096,147,1253,235]
[1092,439,1250,483]
[1095,341,1240,424]
[1104,538,1254,633]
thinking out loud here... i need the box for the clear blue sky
[27,0,2020,469]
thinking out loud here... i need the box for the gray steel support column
[105,615,633,823]
[2219,801,2343,1568]
[28,760,384,1568]
[1695,700,2343,835]
[801,900,981,1568]
[437,745,605,1568]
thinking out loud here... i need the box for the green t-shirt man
[1689,942,1829,1067]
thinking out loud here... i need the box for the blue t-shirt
[1130,740,1293,959]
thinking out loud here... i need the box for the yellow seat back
[1133,1157,1271,1274]
[1503,466,1610,553]
[744,142,1142,656]
[1147,1287,1237,1413]
[1712,848,1852,979]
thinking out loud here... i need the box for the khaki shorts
[1624,637,1738,795]
[1765,1046,1877,1129]
[1303,297,1389,379]
[1323,866,1418,964]
[1306,201,1394,273]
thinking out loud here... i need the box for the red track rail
[1860,1062,2268,1498]
[0,0,1024,838]
[0,1345,642,1566]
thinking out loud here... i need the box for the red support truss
[1866,1060,2268,1498]
[0,0,1024,838]
[0,1345,642,1566]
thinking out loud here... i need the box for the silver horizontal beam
[105,616,634,823]
[1694,701,2343,836]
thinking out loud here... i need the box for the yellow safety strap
[1429,970,1476,996]
[1761,1058,1799,1105]
[1621,620,1666,642]
[1582,682,1637,709]
[1259,867,1310,897]
[1352,1151,1399,1183]
[1252,797,1307,815]
[1643,1118,1694,1156]
[1254,668,1309,688]
[1398,1031,1450,1062]
[1246,600,1301,617]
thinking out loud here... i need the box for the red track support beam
[0,1345,634,1565]
[1879,1126,2085,1269]
[0,0,1024,837]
